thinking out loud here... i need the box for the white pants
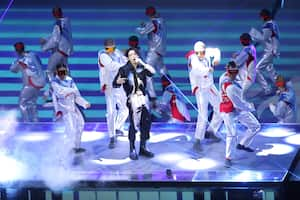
[62,107,85,149]
[236,62,256,100]
[145,51,168,99]
[47,51,68,78]
[194,85,223,140]
[19,85,40,122]
[256,53,277,92]
[105,87,129,137]
[130,93,149,131]
[222,111,261,159]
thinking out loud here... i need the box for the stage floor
[0,122,299,190]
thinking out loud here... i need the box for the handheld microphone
[136,57,147,66]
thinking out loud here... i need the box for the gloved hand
[248,102,255,112]
[101,84,106,92]
[269,103,276,114]
[55,111,63,121]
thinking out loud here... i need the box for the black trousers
[128,105,151,143]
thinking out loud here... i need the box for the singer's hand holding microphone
[136,58,156,74]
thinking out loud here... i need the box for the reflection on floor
[0,122,299,190]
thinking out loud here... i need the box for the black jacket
[113,62,154,97]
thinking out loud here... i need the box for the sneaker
[108,137,115,149]
[116,129,125,137]
[151,99,158,110]
[192,139,202,152]
[204,131,210,139]
[139,148,154,158]
[208,132,222,143]
[224,158,232,168]
[129,149,138,160]
[236,144,254,152]
[73,147,86,154]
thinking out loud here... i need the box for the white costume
[160,85,191,123]
[269,81,297,123]
[232,44,257,100]
[41,17,73,78]
[10,51,46,122]
[51,75,89,150]
[98,49,129,138]
[188,50,222,140]
[250,19,280,94]
[219,72,261,160]
[136,14,167,101]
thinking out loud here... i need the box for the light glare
[81,131,105,142]
[92,157,131,165]
[257,143,294,156]
[259,127,296,138]
[16,132,50,142]
[285,134,300,145]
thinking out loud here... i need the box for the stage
[0,122,299,194]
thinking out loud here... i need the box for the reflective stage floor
[0,122,299,191]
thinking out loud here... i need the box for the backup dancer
[269,75,297,123]
[232,33,257,100]
[40,6,73,79]
[219,61,261,167]
[10,42,46,122]
[52,63,90,153]
[98,38,129,148]
[250,8,280,95]
[187,41,223,151]
[136,6,168,110]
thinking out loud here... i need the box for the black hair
[103,38,115,47]
[56,63,67,71]
[260,8,271,18]
[128,35,139,42]
[145,6,156,16]
[226,61,237,70]
[52,6,62,14]
[125,47,140,58]
[14,42,25,52]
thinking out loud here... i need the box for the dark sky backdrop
[0,0,299,9]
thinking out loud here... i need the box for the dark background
[1,0,299,9]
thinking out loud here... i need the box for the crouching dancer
[219,61,261,167]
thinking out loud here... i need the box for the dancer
[51,63,90,153]
[160,75,191,122]
[249,8,280,95]
[219,61,261,167]
[128,35,146,60]
[269,75,297,123]
[98,38,129,148]
[40,6,73,79]
[113,47,156,160]
[232,33,257,100]
[10,42,46,122]
[187,41,223,152]
[136,6,168,109]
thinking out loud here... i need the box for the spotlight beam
[0,0,15,23]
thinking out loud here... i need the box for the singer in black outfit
[113,47,156,160]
